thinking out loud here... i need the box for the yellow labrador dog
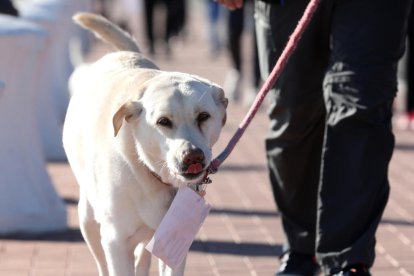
[63,12,228,276]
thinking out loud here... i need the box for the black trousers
[0,0,18,16]
[227,1,261,88]
[143,0,186,51]
[255,0,412,273]
[407,6,414,112]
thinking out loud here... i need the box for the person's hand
[215,0,244,10]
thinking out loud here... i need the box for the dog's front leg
[134,242,152,276]
[101,229,135,276]
[158,255,186,276]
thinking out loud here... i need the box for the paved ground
[1,2,414,275]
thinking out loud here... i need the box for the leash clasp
[201,176,212,184]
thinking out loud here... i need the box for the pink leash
[205,0,321,181]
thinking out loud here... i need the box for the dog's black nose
[182,148,205,165]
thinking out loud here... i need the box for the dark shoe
[329,264,371,276]
[276,251,320,276]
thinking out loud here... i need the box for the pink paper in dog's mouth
[186,163,203,174]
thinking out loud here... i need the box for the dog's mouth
[178,163,206,181]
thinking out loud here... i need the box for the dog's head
[113,72,228,187]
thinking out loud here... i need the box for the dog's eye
[157,117,173,128]
[197,112,210,124]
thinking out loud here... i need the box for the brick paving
[1,2,414,275]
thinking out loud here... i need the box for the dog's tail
[73,12,140,53]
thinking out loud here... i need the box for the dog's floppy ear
[214,87,228,108]
[213,87,228,126]
[113,101,142,137]
[191,76,228,110]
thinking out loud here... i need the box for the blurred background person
[205,0,224,58]
[0,0,18,16]
[223,0,261,106]
[143,0,187,56]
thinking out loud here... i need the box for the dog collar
[148,169,173,187]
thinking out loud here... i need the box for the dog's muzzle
[180,148,206,179]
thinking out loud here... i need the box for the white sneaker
[223,69,242,102]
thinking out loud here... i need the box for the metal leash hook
[195,169,214,192]
[197,158,221,189]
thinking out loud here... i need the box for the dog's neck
[121,140,174,187]
[145,165,173,187]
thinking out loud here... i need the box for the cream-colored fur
[63,12,228,276]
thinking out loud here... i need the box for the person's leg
[207,0,222,56]
[255,0,330,255]
[317,0,412,274]
[165,0,186,41]
[0,0,18,16]
[242,20,262,106]
[407,9,414,113]
[223,6,245,102]
[228,7,244,72]
[143,0,155,54]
